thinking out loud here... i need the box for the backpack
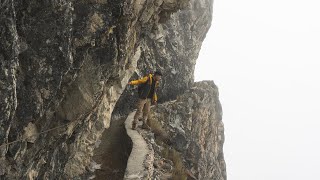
[137,82,145,94]
[137,71,152,95]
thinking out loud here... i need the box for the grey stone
[150,81,226,180]
[0,0,226,179]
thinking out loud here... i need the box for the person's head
[154,70,162,81]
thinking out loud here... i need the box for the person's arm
[153,93,158,105]
[128,76,149,85]
[153,81,159,104]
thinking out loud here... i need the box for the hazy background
[195,0,320,179]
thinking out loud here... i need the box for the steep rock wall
[0,0,220,179]
[1,1,138,178]
[151,81,226,179]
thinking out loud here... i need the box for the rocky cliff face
[0,0,225,179]
[150,81,226,180]
[124,81,226,180]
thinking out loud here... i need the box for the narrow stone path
[92,111,153,180]
[124,112,153,179]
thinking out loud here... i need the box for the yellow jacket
[129,74,159,102]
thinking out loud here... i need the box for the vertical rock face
[0,0,225,179]
[151,81,226,180]
[1,1,139,178]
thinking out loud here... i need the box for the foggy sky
[195,0,320,179]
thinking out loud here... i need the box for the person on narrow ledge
[128,70,162,130]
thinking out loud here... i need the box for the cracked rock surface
[0,0,225,179]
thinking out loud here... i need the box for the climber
[128,70,162,130]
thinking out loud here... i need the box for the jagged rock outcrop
[151,81,226,180]
[0,0,224,179]
[124,81,226,180]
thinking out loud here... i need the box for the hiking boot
[141,123,151,130]
[132,121,137,130]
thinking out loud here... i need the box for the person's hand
[152,101,158,106]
